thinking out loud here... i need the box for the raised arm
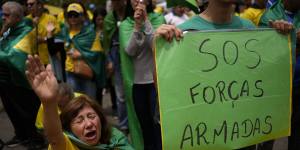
[25,55,66,150]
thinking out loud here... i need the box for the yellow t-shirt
[48,134,79,150]
[27,13,61,64]
[240,8,265,26]
[65,30,104,73]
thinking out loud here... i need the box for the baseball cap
[67,3,84,14]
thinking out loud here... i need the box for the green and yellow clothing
[65,28,104,72]
[0,18,36,88]
[240,7,265,26]
[48,128,134,150]
[178,15,255,30]
[27,13,60,65]
[65,29,80,72]
[57,24,106,88]
[57,12,65,28]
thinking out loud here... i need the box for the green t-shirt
[178,15,256,31]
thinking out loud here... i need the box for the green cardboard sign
[155,30,292,150]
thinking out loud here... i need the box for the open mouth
[85,131,96,137]
[85,130,97,141]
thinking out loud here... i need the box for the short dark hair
[60,95,111,144]
[92,6,107,25]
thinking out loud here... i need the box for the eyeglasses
[27,2,36,8]
[67,12,81,18]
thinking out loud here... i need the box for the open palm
[26,55,59,104]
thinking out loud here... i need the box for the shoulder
[104,11,115,22]
[148,13,166,27]
[233,16,256,28]
[109,128,134,150]
[177,16,202,31]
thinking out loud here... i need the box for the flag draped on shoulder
[58,24,106,88]
[119,13,165,149]
[66,128,134,150]
[0,18,36,89]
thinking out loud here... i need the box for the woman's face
[70,105,101,145]
[95,15,104,27]
[67,11,83,27]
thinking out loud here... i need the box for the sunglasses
[67,12,81,18]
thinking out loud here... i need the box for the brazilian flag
[57,24,106,88]
[0,18,36,89]
[119,13,165,149]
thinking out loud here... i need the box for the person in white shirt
[164,5,189,26]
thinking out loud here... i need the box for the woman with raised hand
[120,0,165,149]
[25,55,134,150]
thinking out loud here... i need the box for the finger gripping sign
[154,29,292,150]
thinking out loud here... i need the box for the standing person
[93,6,117,110]
[27,0,64,82]
[93,7,109,105]
[54,3,106,99]
[259,1,300,150]
[0,1,45,149]
[25,55,134,150]
[120,0,165,149]
[26,0,60,66]
[104,0,129,132]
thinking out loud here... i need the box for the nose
[84,119,93,128]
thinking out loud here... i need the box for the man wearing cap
[26,0,60,66]
[54,3,105,99]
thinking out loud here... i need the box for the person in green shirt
[155,0,293,150]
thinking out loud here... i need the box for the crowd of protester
[0,0,299,150]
